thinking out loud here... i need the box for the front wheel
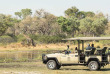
[47,60,57,70]
[88,61,99,71]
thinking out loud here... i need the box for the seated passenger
[86,44,92,50]
[75,47,78,53]
[91,44,95,49]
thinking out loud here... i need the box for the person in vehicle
[86,44,92,50]
[91,44,95,49]
[65,45,71,54]
[75,47,78,53]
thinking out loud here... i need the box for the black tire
[98,66,101,70]
[47,60,57,70]
[56,65,61,69]
[88,61,99,71]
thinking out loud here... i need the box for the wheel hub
[48,62,55,69]
[90,63,97,70]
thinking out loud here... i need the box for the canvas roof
[62,37,110,41]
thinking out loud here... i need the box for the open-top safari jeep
[42,37,110,71]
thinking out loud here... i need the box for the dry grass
[0,43,77,51]
[0,42,108,63]
[0,42,107,51]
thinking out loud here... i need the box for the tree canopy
[0,6,109,44]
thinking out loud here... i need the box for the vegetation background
[0,6,110,61]
[0,6,110,45]
[0,6,110,74]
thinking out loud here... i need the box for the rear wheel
[47,60,57,70]
[88,61,99,71]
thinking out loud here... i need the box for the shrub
[30,35,66,43]
[0,35,16,44]
[16,35,26,42]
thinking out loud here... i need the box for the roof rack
[62,37,110,41]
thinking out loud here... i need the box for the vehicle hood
[46,53,62,57]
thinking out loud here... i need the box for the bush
[16,35,26,42]
[0,35,16,44]
[99,40,110,45]
[30,35,66,43]
[99,35,110,45]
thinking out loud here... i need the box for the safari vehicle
[42,37,110,71]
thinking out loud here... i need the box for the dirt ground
[0,61,110,74]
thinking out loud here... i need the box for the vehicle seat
[96,47,107,55]
[90,48,96,55]
[102,47,107,54]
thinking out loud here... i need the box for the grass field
[0,61,110,74]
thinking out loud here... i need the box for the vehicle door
[60,53,79,64]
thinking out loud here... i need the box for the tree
[65,6,95,19]
[21,9,32,19]
[36,14,61,36]
[34,10,62,36]
[85,11,95,17]
[68,17,80,37]
[77,11,85,19]
[17,10,61,36]
[57,16,70,32]
[15,12,22,19]
[35,9,49,18]
[6,18,20,36]
[91,17,108,36]
[105,22,110,35]
[0,22,8,36]
[79,17,93,36]
[65,6,79,17]
[0,14,17,36]
[15,8,32,19]
[79,16,108,37]
[57,16,79,37]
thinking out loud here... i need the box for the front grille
[42,54,45,61]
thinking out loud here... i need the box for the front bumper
[42,54,48,64]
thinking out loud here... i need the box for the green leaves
[85,12,95,17]
[0,14,18,36]
[57,16,79,36]
[65,6,79,17]
[0,22,8,36]
[21,9,32,19]
[79,16,108,36]
[58,7,108,37]
[15,12,22,19]
[57,16,70,32]
[91,17,108,36]
[0,7,108,41]
[65,6,95,19]
[15,8,32,19]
